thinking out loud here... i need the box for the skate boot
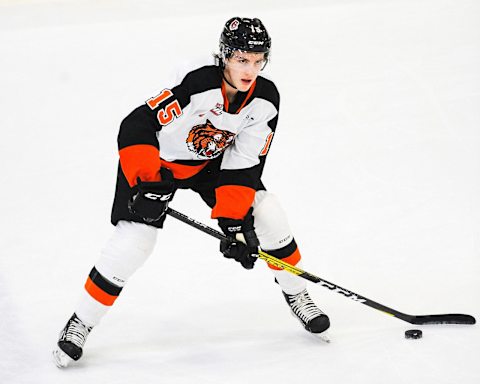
[52,313,93,368]
[283,289,330,334]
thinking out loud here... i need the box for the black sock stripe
[89,267,123,296]
[264,238,297,260]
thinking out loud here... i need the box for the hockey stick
[166,207,476,326]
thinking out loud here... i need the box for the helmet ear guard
[219,41,235,62]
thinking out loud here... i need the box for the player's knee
[252,191,293,251]
[96,221,158,284]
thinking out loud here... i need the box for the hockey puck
[405,329,422,339]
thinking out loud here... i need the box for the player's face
[223,51,267,92]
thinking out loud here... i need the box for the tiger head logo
[186,120,235,159]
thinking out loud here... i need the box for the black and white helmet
[219,17,271,66]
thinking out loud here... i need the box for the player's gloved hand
[218,210,259,270]
[128,177,175,224]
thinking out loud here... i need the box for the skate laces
[61,316,92,348]
[287,290,324,324]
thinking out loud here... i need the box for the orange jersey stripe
[267,247,302,270]
[221,80,257,114]
[235,81,256,113]
[84,277,118,306]
[221,81,230,113]
[160,159,209,180]
[211,185,256,219]
[119,144,161,187]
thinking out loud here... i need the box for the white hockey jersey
[117,57,280,219]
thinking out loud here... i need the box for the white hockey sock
[271,261,306,295]
[75,290,109,327]
[75,221,158,326]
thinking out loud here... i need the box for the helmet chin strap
[222,71,238,90]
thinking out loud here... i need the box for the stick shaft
[166,207,475,325]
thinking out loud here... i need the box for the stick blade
[409,314,476,325]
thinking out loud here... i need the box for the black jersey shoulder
[252,75,280,111]
[174,65,222,97]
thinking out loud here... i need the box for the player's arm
[118,88,186,187]
[212,130,273,219]
[118,87,188,223]
[213,111,277,269]
[212,94,279,220]
[117,104,162,186]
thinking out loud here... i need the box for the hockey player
[53,17,330,368]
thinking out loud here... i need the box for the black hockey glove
[218,210,259,270]
[128,178,175,224]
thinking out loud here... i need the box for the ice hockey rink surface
[1,0,479,383]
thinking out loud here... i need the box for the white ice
[0,0,479,383]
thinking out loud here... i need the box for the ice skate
[283,289,330,337]
[52,313,93,368]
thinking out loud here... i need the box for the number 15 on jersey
[146,89,183,126]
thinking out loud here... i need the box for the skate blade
[52,347,74,368]
[288,311,331,343]
[314,331,331,343]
